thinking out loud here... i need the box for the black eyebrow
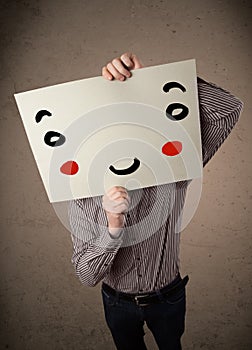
[35,109,52,123]
[163,82,186,93]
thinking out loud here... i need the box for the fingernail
[120,77,125,81]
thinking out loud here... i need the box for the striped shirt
[69,77,243,293]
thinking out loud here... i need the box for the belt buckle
[134,294,149,306]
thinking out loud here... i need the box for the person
[69,53,243,350]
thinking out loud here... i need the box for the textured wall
[0,0,251,349]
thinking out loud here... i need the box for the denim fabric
[101,280,186,350]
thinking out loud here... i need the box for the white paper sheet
[14,59,202,202]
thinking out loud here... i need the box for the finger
[109,201,129,214]
[106,62,126,81]
[112,58,131,78]
[112,198,129,208]
[110,191,130,202]
[103,199,129,214]
[103,192,130,207]
[131,54,144,69]
[103,196,130,211]
[107,186,128,197]
[105,187,130,205]
[121,52,143,70]
[102,66,113,80]
[120,52,134,69]
[115,203,129,214]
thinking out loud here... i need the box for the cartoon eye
[162,81,189,121]
[44,131,66,147]
[165,103,189,121]
[35,109,52,123]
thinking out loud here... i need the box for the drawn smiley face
[36,81,188,178]
[15,59,202,202]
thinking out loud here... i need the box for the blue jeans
[101,278,187,350]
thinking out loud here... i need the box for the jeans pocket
[102,289,117,307]
[163,287,186,305]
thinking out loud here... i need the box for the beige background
[0,0,251,349]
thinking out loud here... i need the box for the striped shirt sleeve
[197,77,244,166]
[69,199,123,287]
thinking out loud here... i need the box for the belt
[102,274,189,306]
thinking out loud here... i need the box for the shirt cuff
[95,226,124,251]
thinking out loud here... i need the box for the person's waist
[102,274,189,305]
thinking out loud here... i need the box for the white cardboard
[14,59,202,202]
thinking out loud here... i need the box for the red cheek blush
[60,161,79,175]
[162,141,182,156]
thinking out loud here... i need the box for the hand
[102,52,143,81]
[102,186,130,236]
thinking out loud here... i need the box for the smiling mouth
[109,158,141,175]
